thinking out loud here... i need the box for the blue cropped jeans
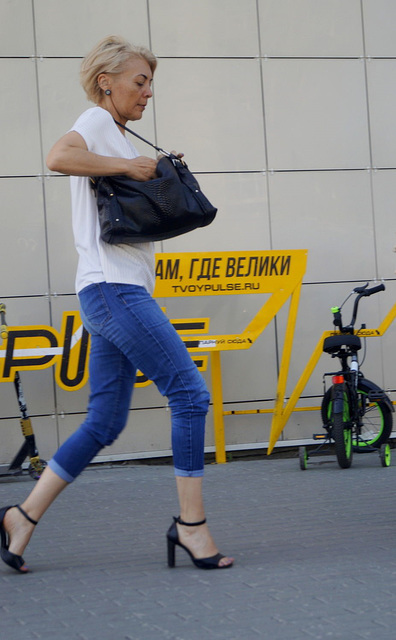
[49,282,210,482]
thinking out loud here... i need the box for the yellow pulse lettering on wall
[0,312,208,391]
[0,312,89,391]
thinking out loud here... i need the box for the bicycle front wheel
[333,412,353,468]
[332,395,353,469]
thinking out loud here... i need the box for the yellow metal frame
[207,281,304,462]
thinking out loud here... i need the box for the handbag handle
[113,119,171,157]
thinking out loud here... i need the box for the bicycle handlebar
[353,283,385,296]
[332,282,385,333]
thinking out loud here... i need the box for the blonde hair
[80,35,157,103]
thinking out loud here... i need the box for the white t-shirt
[69,106,155,294]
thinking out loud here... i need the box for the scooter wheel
[28,459,47,480]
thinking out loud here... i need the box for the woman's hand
[125,156,158,181]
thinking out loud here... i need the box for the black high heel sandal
[0,505,37,573]
[166,516,233,570]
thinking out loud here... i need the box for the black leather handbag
[90,121,217,244]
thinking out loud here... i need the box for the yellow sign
[154,250,306,297]
[164,250,308,353]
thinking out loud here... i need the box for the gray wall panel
[0,0,395,464]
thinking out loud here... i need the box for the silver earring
[105,89,111,95]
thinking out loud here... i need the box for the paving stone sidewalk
[0,452,396,640]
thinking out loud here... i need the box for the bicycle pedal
[312,433,328,440]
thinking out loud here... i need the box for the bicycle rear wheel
[321,380,392,449]
[354,388,393,449]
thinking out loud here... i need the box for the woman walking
[0,35,233,573]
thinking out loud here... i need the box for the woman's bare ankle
[177,521,219,558]
[4,507,35,556]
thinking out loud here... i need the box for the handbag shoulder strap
[113,119,171,157]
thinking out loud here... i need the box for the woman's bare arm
[46,131,158,181]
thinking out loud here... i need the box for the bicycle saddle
[323,334,362,354]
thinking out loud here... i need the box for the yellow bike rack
[154,250,309,463]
